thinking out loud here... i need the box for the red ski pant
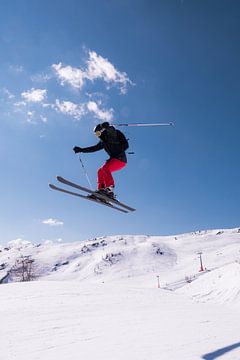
[97,158,126,189]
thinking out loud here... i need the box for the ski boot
[88,186,116,202]
[101,186,116,199]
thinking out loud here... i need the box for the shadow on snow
[202,342,240,360]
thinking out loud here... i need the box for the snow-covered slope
[1,228,240,297]
[177,262,240,304]
[1,228,240,360]
[1,280,240,360]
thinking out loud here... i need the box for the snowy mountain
[1,228,240,360]
[1,228,240,289]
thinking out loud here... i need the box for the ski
[56,176,136,212]
[49,184,129,213]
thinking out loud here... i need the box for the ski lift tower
[197,251,205,272]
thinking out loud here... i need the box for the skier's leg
[100,158,126,188]
[97,163,112,189]
[97,166,106,190]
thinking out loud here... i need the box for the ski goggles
[95,129,104,137]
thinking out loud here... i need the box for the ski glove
[73,146,83,154]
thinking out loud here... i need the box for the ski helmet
[101,122,110,129]
[93,122,110,137]
[93,123,103,133]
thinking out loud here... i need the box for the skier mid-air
[49,121,172,212]
[73,122,129,200]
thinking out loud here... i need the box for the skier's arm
[73,141,104,154]
[81,141,104,153]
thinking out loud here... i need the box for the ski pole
[78,155,93,190]
[113,122,174,127]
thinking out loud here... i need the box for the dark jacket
[81,126,129,163]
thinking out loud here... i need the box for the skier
[73,122,129,200]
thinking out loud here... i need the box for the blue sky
[0,0,240,244]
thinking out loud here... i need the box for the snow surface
[1,228,240,359]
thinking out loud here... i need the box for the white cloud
[52,63,85,89]
[31,73,52,83]
[42,218,64,226]
[54,99,85,120]
[3,50,132,125]
[43,240,54,245]
[14,100,27,107]
[27,111,36,124]
[53,98,112,121]
[41,238,63,245]
[40,115,48,123]
[22,88,47,103]
[9,65,24,73]
[8,238,31,248]
[86,51,133,94]
[2,88,15,99]
[52,50,133,94]
[87,101,113,121]
[42,103,52,108]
